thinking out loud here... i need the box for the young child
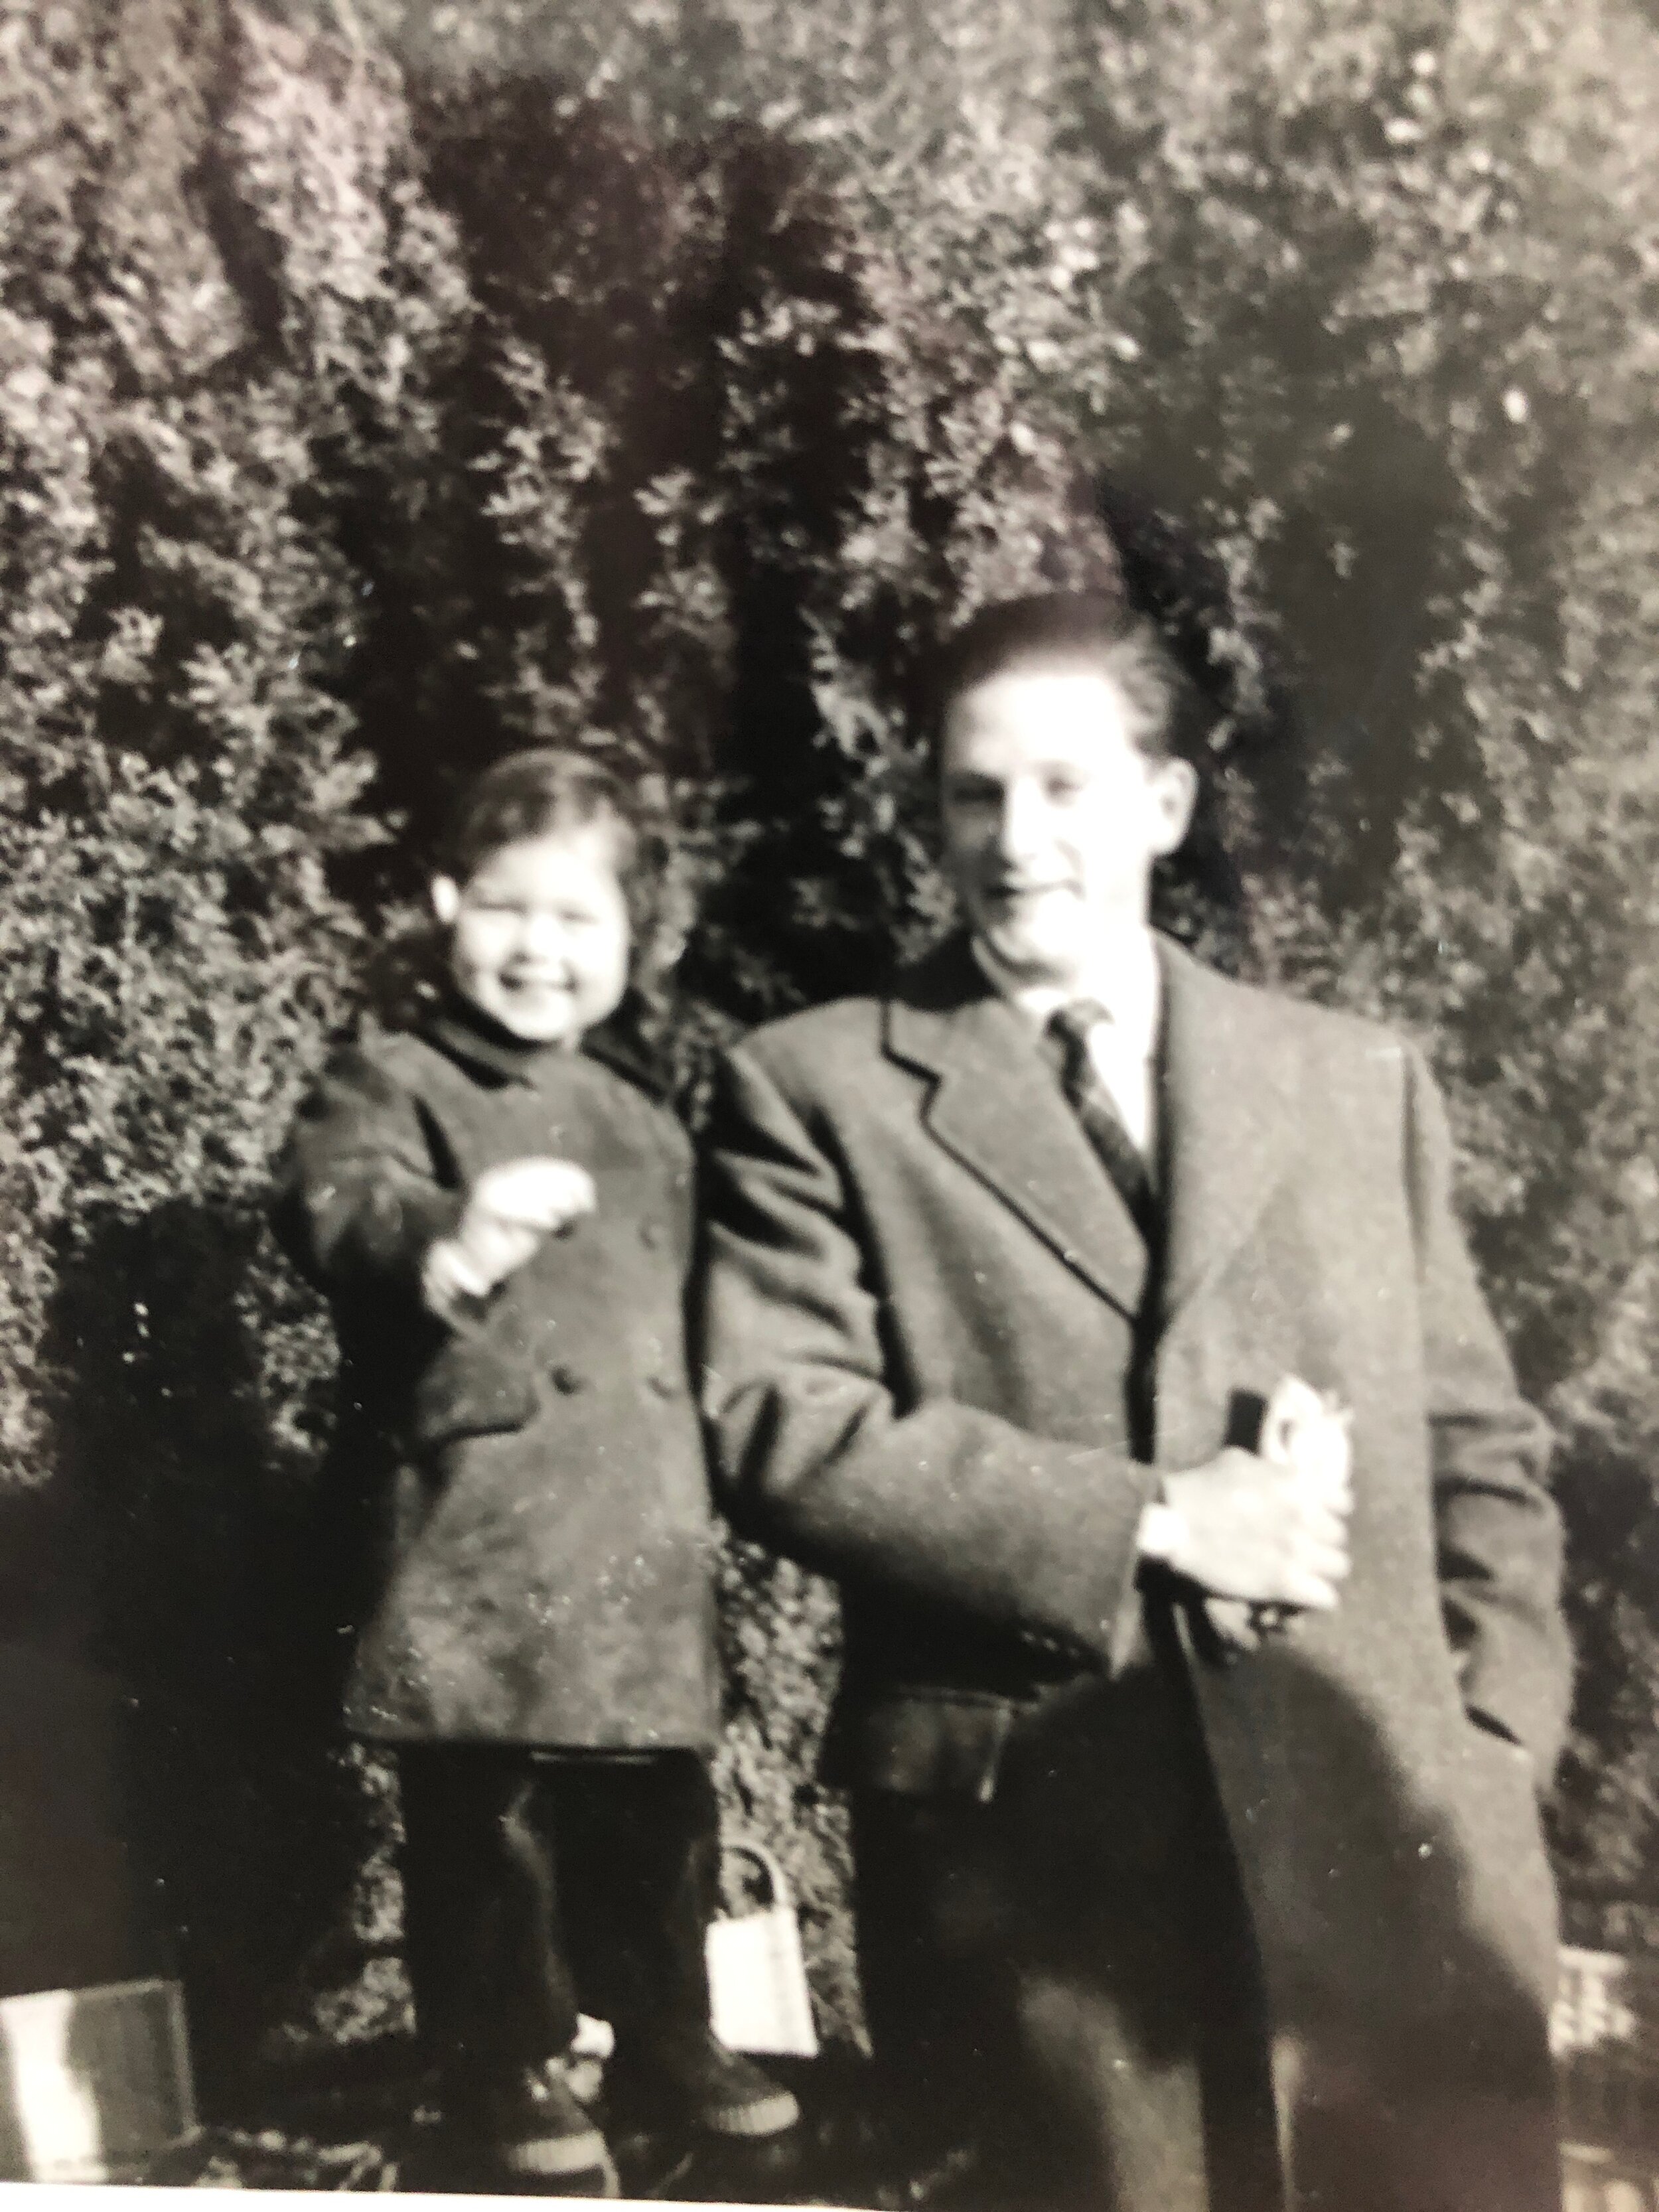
[273,749,798,2192]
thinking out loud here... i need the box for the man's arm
[1404,1045,1571,1772]
[697,1041,1163,1663]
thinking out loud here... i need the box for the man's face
[432,823,632,1047]
[939,662,1196,986]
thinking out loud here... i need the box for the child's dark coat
[273,1007,719,1749]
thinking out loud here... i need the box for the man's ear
[1149,758,1198,856]
[431,875,461,926]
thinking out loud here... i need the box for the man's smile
[981,877,1076,901]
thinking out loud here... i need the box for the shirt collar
[970,926,1161,1060]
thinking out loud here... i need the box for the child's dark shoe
[616,2026,800,2140]
[442,2058,618,2195]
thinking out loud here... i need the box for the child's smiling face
[432,822,632,1047]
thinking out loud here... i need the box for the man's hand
[422,1156,597,1315]
[1142,1378,1353,1611]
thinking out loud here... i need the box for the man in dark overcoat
[697,593,1570,2212]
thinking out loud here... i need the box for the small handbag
[705,1838,819,2059]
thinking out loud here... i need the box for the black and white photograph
[0,2,1655,2207]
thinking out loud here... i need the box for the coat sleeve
[697,1040,1161,1665]
[271,1043,464,1303]
[1403,1045,1571,1774]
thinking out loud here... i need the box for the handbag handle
[719,1836,794,1915]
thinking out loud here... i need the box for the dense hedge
[3,0,1657,2097]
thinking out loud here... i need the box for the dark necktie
[1045,999,1157,1242]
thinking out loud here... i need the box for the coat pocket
[408,1341,538,1456]
[822,1688,1021,1801]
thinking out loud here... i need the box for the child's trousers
[397,1745,721,2083]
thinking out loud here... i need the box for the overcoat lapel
[1157,939,1299,1331]
[886,938,1150,1319]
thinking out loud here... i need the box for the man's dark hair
[440,747,640,889]
[930,591,1185,764]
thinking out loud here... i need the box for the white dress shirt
[973,927,1162,1173]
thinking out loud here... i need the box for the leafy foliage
[3,0,1658,2091]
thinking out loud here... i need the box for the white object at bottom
[0,1976,194,2181]
[705,1840,819,2059]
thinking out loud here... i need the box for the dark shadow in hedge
[41,1201,387,2115]
[1549,1420,1659,1913]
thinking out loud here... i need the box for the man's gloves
[1139,1376,1354,1647]
[421,1157,597,1319]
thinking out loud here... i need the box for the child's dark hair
[441,747,640,890]
[929,591,1186,766]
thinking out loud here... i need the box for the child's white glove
[422,1157,596,1317]
[1206,1375,1353,1653]
[1260,1374,1352,1499]
[1252,1374,1352,1636]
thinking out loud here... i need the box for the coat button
[646,1372,679,1398]
[640,1220,662,1249]
[551,1363,585,1394]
